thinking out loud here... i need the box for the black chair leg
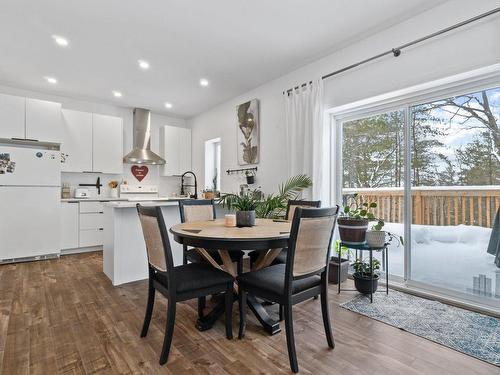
[320,282,335,349]
[279,304,284,321]
[225,283,233,339]
[313,295,319,300]
[284,304,299,373]
[198,296,206,319]
[238,289,247,339]
[141,274,155,337]
[159,299,176,365]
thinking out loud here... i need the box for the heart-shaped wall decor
[131,165,149,182]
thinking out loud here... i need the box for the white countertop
[103,200,185,208]
[61,198,127,202]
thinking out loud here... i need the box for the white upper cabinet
[160,125,191,176]
[25,98,62,143]
[179,127,192,173]
[61,109,93,172]
[92,114,123,174]
[0,93,25,139]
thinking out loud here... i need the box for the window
[205,138,221,191]
[334,79,500,311]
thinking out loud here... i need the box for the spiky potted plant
[338,194,377,245]
[218,193,259,227]
[352,258,381,294]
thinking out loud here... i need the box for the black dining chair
[178,199,244,317]
[136,204,234,365]
[248,199,321,266]
[237,206,339,373]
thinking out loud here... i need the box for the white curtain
[284,78,328,202]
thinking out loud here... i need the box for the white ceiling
[0,0,445,118]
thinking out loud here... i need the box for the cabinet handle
[98,228,104,231]
[67,201,79,204]
[11,137,39,142]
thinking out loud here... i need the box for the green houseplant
[219,193,259,227]
[218,174,313,226]
[338,193,379,245]
[352,258,381,294]
[366,219,404,248]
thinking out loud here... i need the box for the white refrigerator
[0,143,61,262]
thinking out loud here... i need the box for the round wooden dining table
[170,218,291,335]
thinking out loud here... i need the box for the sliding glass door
[409,87,500,304]
[337,84,500,310]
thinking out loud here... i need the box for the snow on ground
[368,223,498,297]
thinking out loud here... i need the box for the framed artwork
[237,99,259,165]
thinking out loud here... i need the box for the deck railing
[342,186,500,228]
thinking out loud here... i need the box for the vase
[110,188,119,198]
[236,210,256,227]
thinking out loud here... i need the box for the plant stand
[338,242,389,303]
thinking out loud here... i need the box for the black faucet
[180,171,198,199]
[79,177,103,195]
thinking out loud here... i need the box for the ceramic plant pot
[236,210,256,227]
[328,257,349,284]
[366,230,386,247]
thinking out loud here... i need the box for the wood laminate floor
[0,252,498,375]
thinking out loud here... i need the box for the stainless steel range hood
[123,108,166,165]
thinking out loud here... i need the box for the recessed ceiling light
[45,77,57,84]
[138,60,150,70]
[164,102,173,109]
[199,78,209,87]
[113,91,122,98]
[52,35,68,47]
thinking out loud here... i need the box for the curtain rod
[284,6,500,95]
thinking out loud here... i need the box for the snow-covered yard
[366,223,498,298]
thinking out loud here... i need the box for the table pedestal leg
[247,295,281,335]
[195,296,226,331]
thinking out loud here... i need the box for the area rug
[340,290,500,366]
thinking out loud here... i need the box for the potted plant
[365,219,386,247]
[328,240,352,284]
[366,220,405,248]
[220,174,312,218]
[219,193,258,227]
[245,170,255,185]
[338,194,377,245]
[203,189,215,200]
[352,258,381,294]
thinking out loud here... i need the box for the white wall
[0,84,187,197]
[188,0,500,196]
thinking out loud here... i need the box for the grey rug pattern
[340,291,500,366]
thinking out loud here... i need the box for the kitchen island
[102,200,186,286]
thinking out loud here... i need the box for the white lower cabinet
[79,202,105,248]
[79,229,104,248]
[61,202,79,249]
[60,201,106,251]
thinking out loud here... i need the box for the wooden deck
[0,252,498,375]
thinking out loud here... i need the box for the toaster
[74,188,90,198]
